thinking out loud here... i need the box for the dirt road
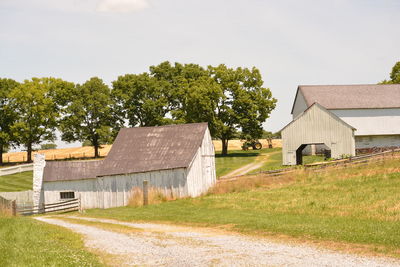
[35,216,400,267]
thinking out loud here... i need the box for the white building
[282,84,400,165]
[33,123,216,209]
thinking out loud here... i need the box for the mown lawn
[0,171,32,192]
[0,215,102,266]
[85,158,400,256]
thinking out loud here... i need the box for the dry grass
[0,206,12,217]
[128,187,176,207]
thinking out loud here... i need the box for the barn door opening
[296,144,307,165]
[296,143,331,165]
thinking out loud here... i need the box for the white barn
[282,84,400,165]
[33,123,216,209]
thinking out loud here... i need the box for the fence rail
[219,148,400,182]
[0,164,33,176]
[17,198,80,216]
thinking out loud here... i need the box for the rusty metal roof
[98,123,208,177]
[43,160,103,182]
[292,84,400,113]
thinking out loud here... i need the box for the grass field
[0,171,32,192]
[84,158,400,256]
[215,148,279,177]
[0,215,102,266]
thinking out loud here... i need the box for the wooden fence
[0,163,33,176]
[0,195,16,216]
[219,148,400,182]
[17,198,80,216]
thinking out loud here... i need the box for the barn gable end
[282,103,356,165]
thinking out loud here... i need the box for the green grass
[84,159,400,256]
[0,171,33,192]
[215,148,280,177]
[0,216,102,266]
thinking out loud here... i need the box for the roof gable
[98,123,209,177]
[282,102,356,132]
[296,84,400,111]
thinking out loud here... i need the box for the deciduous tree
[380,61,400,84]
[60,77,117,158]
[9,78,68,162]
[0,78,19,165]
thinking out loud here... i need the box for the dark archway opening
[296,143,331,165]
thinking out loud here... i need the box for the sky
[1,0,400,148]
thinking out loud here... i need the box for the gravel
[35,216,400,267]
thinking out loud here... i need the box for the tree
[112,73,173,127]
[9,78,68,162]
[208,65,277,155]
[60,77,117,158]
[0,78,19,165]
[380,61,400,84]
[149,62,277,155]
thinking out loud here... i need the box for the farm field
[1,139,282,163]
[0,215,102,266]
[0,171,32,192]
[83,158,400,257]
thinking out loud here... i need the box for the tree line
[0,61,277,164]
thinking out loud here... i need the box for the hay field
[2,139,282,163]
[2,145,112,163]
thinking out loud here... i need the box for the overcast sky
[1,0,399,148]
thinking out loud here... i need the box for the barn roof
[43,160,103,182]
[98,123,208,177]
[291,84,400,113]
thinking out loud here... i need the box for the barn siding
[282,104,355,165]
[186,128,216,197]
[43,168,188,209]
[330,109,400,136]
[355,135,400,149]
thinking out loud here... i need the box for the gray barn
[282,103,356,165]
[282,84,400,165]
[33,123,216,209]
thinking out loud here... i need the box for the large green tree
[380,61,400,84]
[152,62,277,155]
[0,78,19,165]
[112,73,173,127]
[60,77,118,158]
[9,78,70,162]
[208,65,277,155]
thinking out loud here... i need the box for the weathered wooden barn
[282,84,400,165]
[33,123,216,209]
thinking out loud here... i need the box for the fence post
[78,195,83,213]
[143,180,148,206]
[11,200,16,216]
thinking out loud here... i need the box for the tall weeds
[128,187,176,207]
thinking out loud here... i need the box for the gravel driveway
[35,216,400,267]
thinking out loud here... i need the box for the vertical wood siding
[282,104,355,165]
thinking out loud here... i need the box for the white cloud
[96,0,150,13]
